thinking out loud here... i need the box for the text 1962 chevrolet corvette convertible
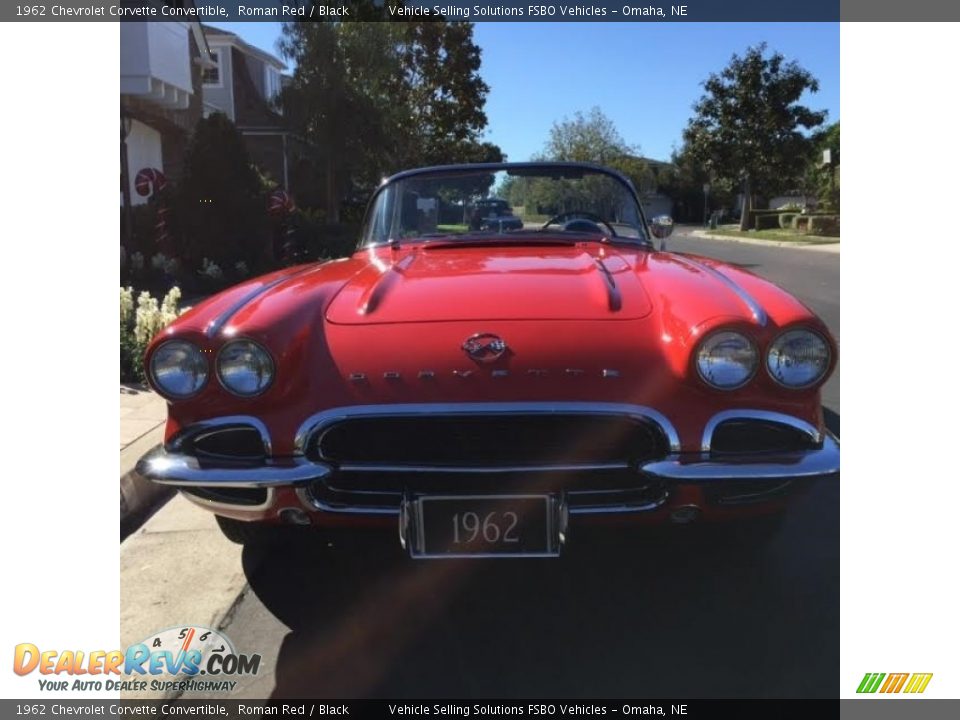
[137,162,838,558]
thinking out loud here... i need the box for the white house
[120,22,214,205]
[200,25,292,189]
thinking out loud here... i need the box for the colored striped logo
[857,673,933,694]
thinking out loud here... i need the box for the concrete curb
[686,229,841,253]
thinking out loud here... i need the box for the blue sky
[215,22,839,163]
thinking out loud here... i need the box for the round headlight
[217,340,274,397]
[149,340,208,398]
[767,329,831,388]
[696,331,758,389]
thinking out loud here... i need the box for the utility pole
[120,113,133,247]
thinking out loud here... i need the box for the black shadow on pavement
[241,412,840,699]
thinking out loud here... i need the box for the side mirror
[649,215,674,249]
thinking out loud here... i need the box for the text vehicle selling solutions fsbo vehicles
[137,163,839,558]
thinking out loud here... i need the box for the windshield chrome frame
[357,162,653,250]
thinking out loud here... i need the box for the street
[122,231,840,700]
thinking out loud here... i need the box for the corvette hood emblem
[462,333,508,363]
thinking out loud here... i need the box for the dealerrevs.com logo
[857,673,933,694]
[13,626,260,694]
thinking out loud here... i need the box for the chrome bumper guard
[640,431,840,482]
[135,445,331,488]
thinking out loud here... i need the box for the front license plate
[406,494,562,558]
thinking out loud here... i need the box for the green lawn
[436,224,470,234]
[708,224,840,244]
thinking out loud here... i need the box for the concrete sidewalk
[120,384,166,450]
[119,384,249,699]
[686,228,841,253]
[120,384,170,524]
[120,494,248,699]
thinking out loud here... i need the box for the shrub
[809,215,840,237]
[172,113,269,273]
[754,213,781,231]
[283,209,359,263]
[792,216,811,232]
[120,238,184,296]
[124,202,157,249]
[745,208,780,229]
[120,286,186,383]
[779,213,798,229]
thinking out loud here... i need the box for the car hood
[325,243,653,324]
[157,242,829,455]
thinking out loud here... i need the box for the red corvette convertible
[137,162,838,557]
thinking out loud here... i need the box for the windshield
[361,164,648,247]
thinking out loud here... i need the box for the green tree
[532,107,653,208]
[683,44,826,230]
[813,121,840,211]
[657,144,734,224]
[279,18,500,221]
[279,22,403,222]
[539,107,635,164]
[538,107,649,186]
[173,112,268,270]
[395,23,495,167]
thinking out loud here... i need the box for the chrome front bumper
[136,428,839,514]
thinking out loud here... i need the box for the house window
[264,67,281,102]
[203,49,222,86]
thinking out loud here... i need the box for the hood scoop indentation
[359,254,417,315]
[594,257,622,312]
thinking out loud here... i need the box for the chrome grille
[304,473,670,514]
[327,468,661,494]
[309,414,670,468]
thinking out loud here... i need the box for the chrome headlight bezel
[148,340,209,399]
[216,339,275,398]
[766,328,832,389]
[695,330,759,390]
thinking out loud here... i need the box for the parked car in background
[137,162,838,558]
[470,198,524,232]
